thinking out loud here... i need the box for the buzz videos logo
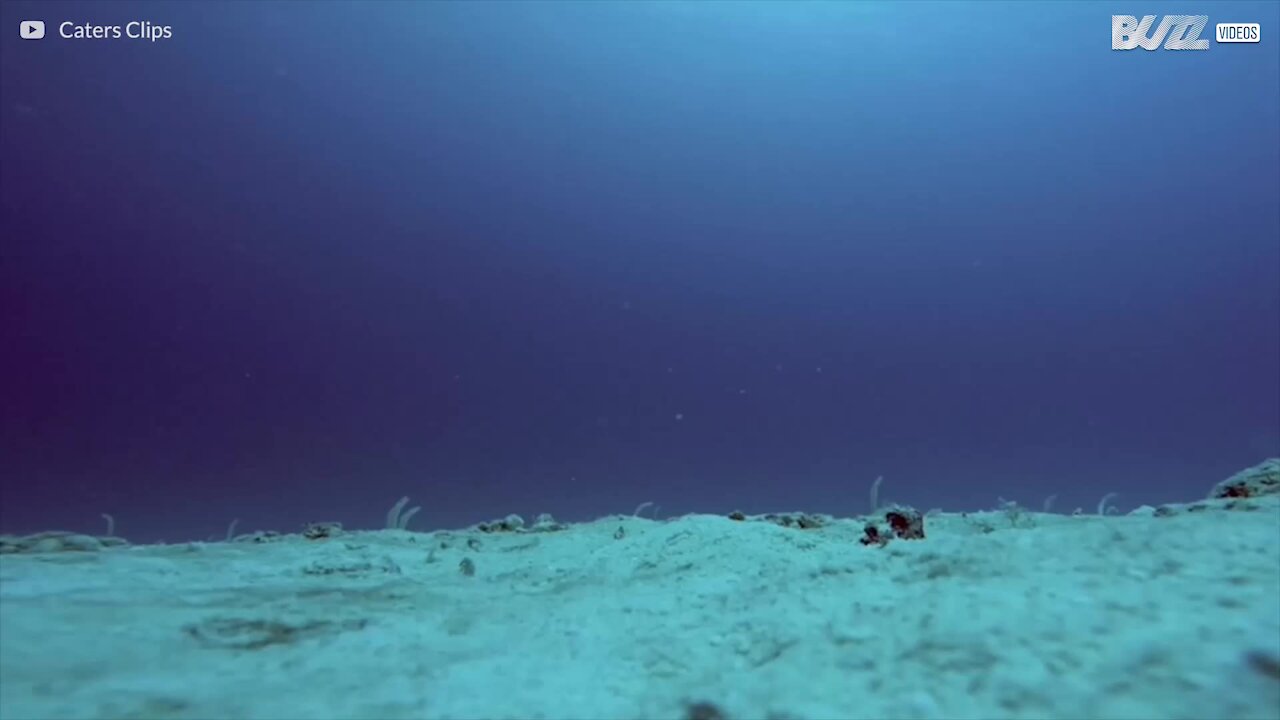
[1112,15,1261,50]
[1113,15,1209,49]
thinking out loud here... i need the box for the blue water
[2,1,1277,541]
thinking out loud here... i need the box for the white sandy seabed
[1,483,1278,720]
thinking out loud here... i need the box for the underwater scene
[2,1,1278,719]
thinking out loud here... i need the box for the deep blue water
[2,1,1277,541]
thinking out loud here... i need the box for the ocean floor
[1,468,1278,720]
